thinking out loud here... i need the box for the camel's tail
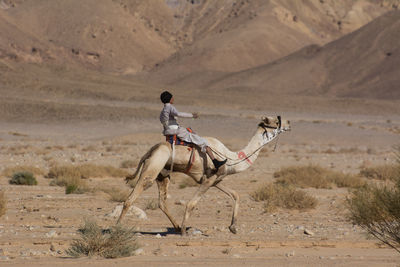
[125,143,168,187]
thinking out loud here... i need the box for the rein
[210,119,283,167]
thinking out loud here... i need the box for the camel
[117,116,290,235]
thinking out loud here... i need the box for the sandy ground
[1,106,400,266]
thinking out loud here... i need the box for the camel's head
[259,116,291,132]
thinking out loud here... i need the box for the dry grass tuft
[0,191,6,218]
[360,165,400,181]
[66,220,140,258]
[50,175,88,194]
[2,165,45,177]
[145,199,159,210]
[120,160,138,169]
[179,177,198,189]
[251,183,317,212]
[274,165,332,189]
[330,173,365,188]
[47,164,129,179]
[274,165,364,189]
[97,186,130,202]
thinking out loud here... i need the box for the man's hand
[192,112,199,119]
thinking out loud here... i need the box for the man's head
[160,91,173,104]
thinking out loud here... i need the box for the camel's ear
[261,116,269,124]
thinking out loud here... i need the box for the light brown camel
[117,116,290,235]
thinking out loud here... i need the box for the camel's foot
[180,226,190,236]
[229,225,237,234]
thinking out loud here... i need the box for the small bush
[47,164,129,179]
[47,164,128,194]
[274,165,364,189]
[2,165,44,177]
[360,165,400,181]
[97,186,129,202]
[0,191,6,218]
[49,175,88,194]
[145,199,159,210]
[251,183,317,212]
[348,181,400,253]
[179,177,198,189]
[329,173,365,188]
[274,165,332,189]
[120,160,138,169]
[66,220,140,258]
[349,147,400,253]
[9,172,38,185]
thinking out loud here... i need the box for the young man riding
[159,91,227,170]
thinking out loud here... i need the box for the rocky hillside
[0,0,397,74]
[199,10,400,100]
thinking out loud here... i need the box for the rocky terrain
[1,0,400,266]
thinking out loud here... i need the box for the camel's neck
[226,127,279,173]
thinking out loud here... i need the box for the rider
[159,91,227,170]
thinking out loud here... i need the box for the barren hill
[0,0,396,74]
[199,10,400,100]
[0,0,399,123]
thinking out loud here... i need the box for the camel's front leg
[156,174,180,232]
[181,176,216,235]
[215,184,240,234]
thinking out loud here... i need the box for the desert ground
[1,101,400,266]
[1,0,400,266]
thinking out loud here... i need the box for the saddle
[165,127,194,147]
[165,128,195,174]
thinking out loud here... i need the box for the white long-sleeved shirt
[160,103,193,135]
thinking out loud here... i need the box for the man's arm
[170,105,194,118]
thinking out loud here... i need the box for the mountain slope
[199,10,400,100]
[0,0,396,75]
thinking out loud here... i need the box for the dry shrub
[2,165,45,177]
[348,147,400,253]
[50,175,88,194]
[251,183,317,212]
[9,131,28,137]
[120,160,138,169]
[274,165,364,189]
[274,165,332,189]
[82,145,96,152]
[9,172,38,185]
[179,177,198,189]
[47,164,129,179]
[360,165,400,181]
[348,181,400,253]
[145,199,159,210]
[330,173,365,188]
[97,186,129,202]
[0,191,6,218]
[66,220,139,258]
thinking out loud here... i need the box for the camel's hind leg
[117,145,170,224]
[156,174,180,231]
[215,184,240,234]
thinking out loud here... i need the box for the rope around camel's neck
[210,128,281,170]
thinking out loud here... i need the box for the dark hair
[160,91,173,104]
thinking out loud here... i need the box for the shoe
[212,159,227,170]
